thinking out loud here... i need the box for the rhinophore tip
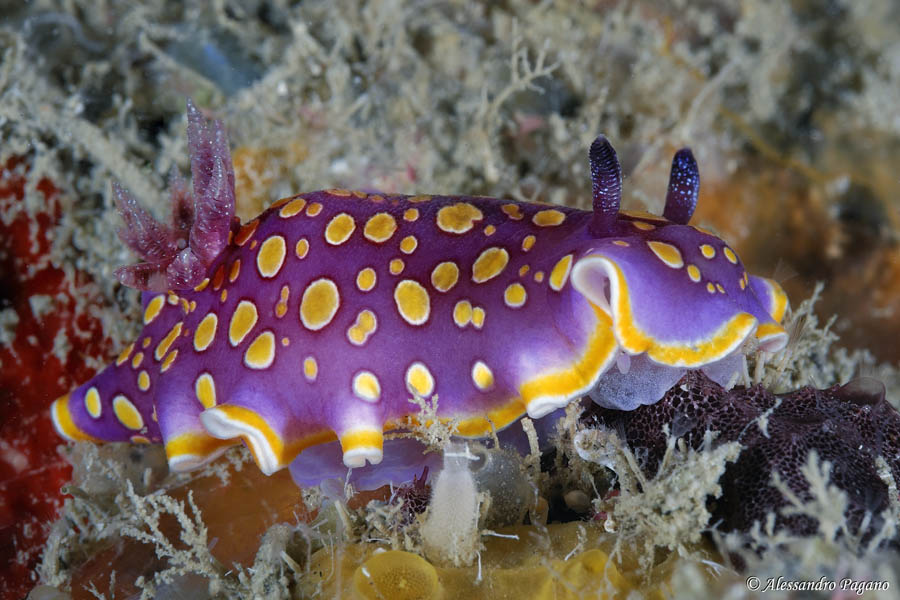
[662,148,699,224]
[588,136,622,236]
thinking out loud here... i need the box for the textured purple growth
[586,371,900,541]
[114,99,235,292]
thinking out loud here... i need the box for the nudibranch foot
[51,100,791,484]
[114,99,236,293]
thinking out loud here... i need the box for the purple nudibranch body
[51,102,789,477]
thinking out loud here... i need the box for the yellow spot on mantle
[195,373,216,409]
[400,235,418,254]
[453,300,473,328]
[405,362,435,397]
[352,371,381,403]
[502,203,524,220]
[279,196,307,218]
[303,356,318,381]
[228,259,241,283]
[85,387,101,418]
[687,264,702,283]
[532,209,565,227]
[275,285,290,318]
[194,313,218,352]
[430,261,459,293]
[364,213,397,243]
[357,267,377,292]
[137,371,150,392]
[295,238,310,259]
[647,241,684,269]
[325,213,356,245]
[160,349,178,372]
[212,265,226,290]
[143,295,165,325]
[245,331,276,369]
[155,321,183,360]
[472,306,486,329]
[389,258,405,275]
[436,202,483,234]
[549,254,574,291]
[234,220,259,246]
[504,282,527,308]
[229,301,258,346]
[116,343,134,366]
[700,244,716,259]
[394,280,430,326]
[113,395,143,430]
[257,235,287,278]
[472,247,509,283]
[347,309,378,346]
[471,361,494,391]
[300,278,340,331]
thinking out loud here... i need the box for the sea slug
[51,101,789,477]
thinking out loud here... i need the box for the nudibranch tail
[662,148,699,224]
[50,356,162,446]
[588,135,622,236]
[114,99,236,292]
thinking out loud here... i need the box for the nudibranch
[51,101,789,476]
